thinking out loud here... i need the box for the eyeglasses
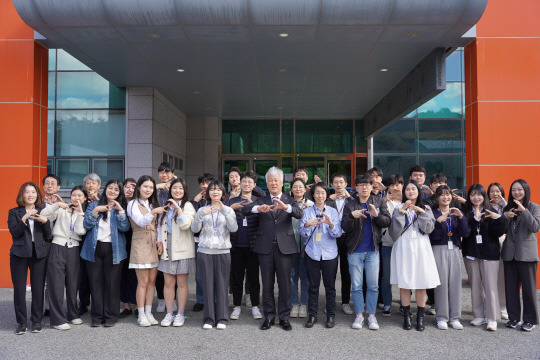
[356,183,371,188]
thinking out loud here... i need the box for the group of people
[7,162,539,335]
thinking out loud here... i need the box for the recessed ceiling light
[148,33,161,38]
[278,68,287,73]
[407,32,419,37]
[193,90,201,94]
[278,33,289,38]
[380,68,389,72]
[205,106,212,110]
[176,68,185,72]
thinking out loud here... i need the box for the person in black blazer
[8,182,52,335]
[242,167,303,331]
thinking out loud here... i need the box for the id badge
[67,239,74,248]
[315,233,322,242]
[243,218,248,227]
[411,230,418,240]
[476,235,483,244]
[448,241,454,250]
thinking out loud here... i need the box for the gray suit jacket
[502,202,540,262]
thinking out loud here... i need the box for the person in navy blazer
[8,182,52,335]
[242,167,303,331]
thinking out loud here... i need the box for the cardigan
[158,201,196,261]
[41,203,86,246]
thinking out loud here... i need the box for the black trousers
[86,242,123,323]
[10,245,47,326]
[231,246,260,307]
[258,243,293,321]
[120,260,137,305]
[78,257,91,308]
[304,254,338,318]
[504,260,539,325]
[337,236,351,304]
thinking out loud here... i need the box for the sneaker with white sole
[426,305,436,315]
[437,321,448,330]
[450,320,463,330]
[202,323,213,330]
[500,310,508,320]
[342,304,354,315]
[245,294,252,308]
[368,315,379,330]
[520,322,535,332]
[382,305,391,316]
[156,299,166,313]
[138,314,151,327]
[70,318,83,325]
[486,320,497,331]
[298,305,308,318]
[352,315,364,329]
[161,313,175,327]
[173,314,185,327]
[53,323,71,331]
[230,307,241,320]
[252,306,263,319]
[145,312,159,326]
[471,317,486,326]
[216,323,227,330]
[290,305,299,318]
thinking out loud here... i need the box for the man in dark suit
[243,167,303,331]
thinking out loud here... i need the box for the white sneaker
[145,312,159,326]
[486,320,497,331]
[216,323,227,330]
[252,306,263,319]
[500,310,509,320]
[470,317,486,326]
[138,314,151,327]
[437,321,448,330]
[368,315,379,330]
[160,313,174,327]
[202,323,213,330]
[230,307,241,320]
[173,314,185,327]
[342,304,354,315]
[450,320,463,330]
[298,305,308,318]
[53,323,71,331]
[156,299,166,313]
[352,314,364,329]
[70,318,83,325]
[245,294,252,308]
[290,305,299,318]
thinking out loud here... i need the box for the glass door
[223,158,250,191]
[297,156,326,183]
[253,157,280,193]
[326,158,352,187]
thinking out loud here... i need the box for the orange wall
[465,0,540,287]
[0,0,48,288]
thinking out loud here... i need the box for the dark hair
[228,167,241,179]
[487,182,505,200]
[291,177,307,193]
[16,182,44,207]
[205,180,228,202]
[434,185,453,208]
[402,180,425,209]
[430,173,447,185]
[198,173,216,185]
[387,174,404,186]
[42,174,61,186]
[409,165,426,177]
[504,179,531,211]
[158,162,174,173]
[464,184,494,221]
[241,170,257,183]
[71,185,89,212]
[355,174,372,185]
[133,175,160,209]
[123,178,136,186]
[97,180,126,220]
[331,172,348,184]
[292,167,308,178]
[310,182,330,200]
[368,166,383,178]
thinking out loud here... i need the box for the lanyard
[336,198,346,217]
[69,210,77,234]
[211,210,219,228]
[406,208,416,226]
[445,215,453,237]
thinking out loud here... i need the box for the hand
[272,198,288,210]
[202,207,213,215]
[329,193,337,201]
[351,209,367,219]
[167,199,181,212]
[513,199,526,212]
[373,180,387,191]
[484,209,500,219]
[257,204,273,213]
[421,185,433,195]
[451,190,466,204]
[304,217,320,228]
[212,201,224,212]
[56,202,70,210]
[313,175,322,183]
[22,209,38,222]
[474,207,485,219]
[88,192,100,202]
[151,206,169,215]
[436,212,449,223]
[32,214,49,224]
[319,212,334,228]
[366,204,379,218]
[449,207,463,219]
[109,200,123,212]
[241,195,252,204]
[74,200,84,214]
[229,202,243,210]
[410,205,425,214]
[93,205,109,216]
[402,200,412,211]
[156,182,170,191]
[194,191,205,202]
[504,210,517,218]
[157,242,163,255]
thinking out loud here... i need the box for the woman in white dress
[390,180,440,331]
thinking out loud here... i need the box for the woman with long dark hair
[502,179,540,331]
[390,180,439,331]
[81,179,130,327]
[41,185,88,330]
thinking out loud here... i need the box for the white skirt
[129,261,159,269]
[390,226,440,290]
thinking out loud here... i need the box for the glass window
[48,72,55,108]
[92,159,124,185]
[282,119,293,153]
[355,119,367,153]
[223,159,250,191]
[48,49,56,71]
[56,72,110,108]
[108,85,126,109]
[47,158,53,174]
[281,157,294,177]
[297,156,326,183]
[56,158,90,187]
[404,110,416,118]
[222,120,280,154]
[296,120,353,153]
[374,155,417,181]
[419,155,464,192]
[56,110,125,156]
[355,156,368,178]
[373,120,416,153]
[418,82,462,118]
[446,51,462,82]
[418,120,462,153]
[57,49,91,71]
[48,110,55,156]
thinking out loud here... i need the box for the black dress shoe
[119,308,133,319]
[31,323,42,333]
[15,323,27,335]
[103,321,116,327]
[305,316,317,328]
[279,320,292,331]
[78,306,88,316]
[260,318,275,330]
[326,316,335,328]
[192,303,204,312]
[91,319,102,327]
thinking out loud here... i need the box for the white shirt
[97,213,112,243]
[127,199,154,227]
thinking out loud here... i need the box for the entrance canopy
[14,0,487,133]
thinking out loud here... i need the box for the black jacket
[227,194,259,249]
[8,204,52,259]
[462,212,506,260]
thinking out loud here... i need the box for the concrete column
[186,117,220,193]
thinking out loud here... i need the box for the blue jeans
[195,242,204,304]
[348,251,380,315]
[290,253,309,305]
[381,246,392,307]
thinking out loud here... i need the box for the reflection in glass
[355,119,367,153]
[57,49,91,71]
[418,120,462,153]
[296,120,352,153]
[418,82,462,118]
[56,158,89,187]
[57,72,110,108]
[374,155,417,181]
[419,155,464,191]
[282,120,293,153]
[373,120,416,153]
[48,72,55,108]
[446,50,462,82]
[47,159,53,175]
[48,110,55,156]
[48,49,56,71]
[222,120,280,154]
[56,110,125,156]
[92,159,124,186]
[297,156,326,183]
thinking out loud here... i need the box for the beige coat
[129,202,158,264]
[159,202,196,261]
